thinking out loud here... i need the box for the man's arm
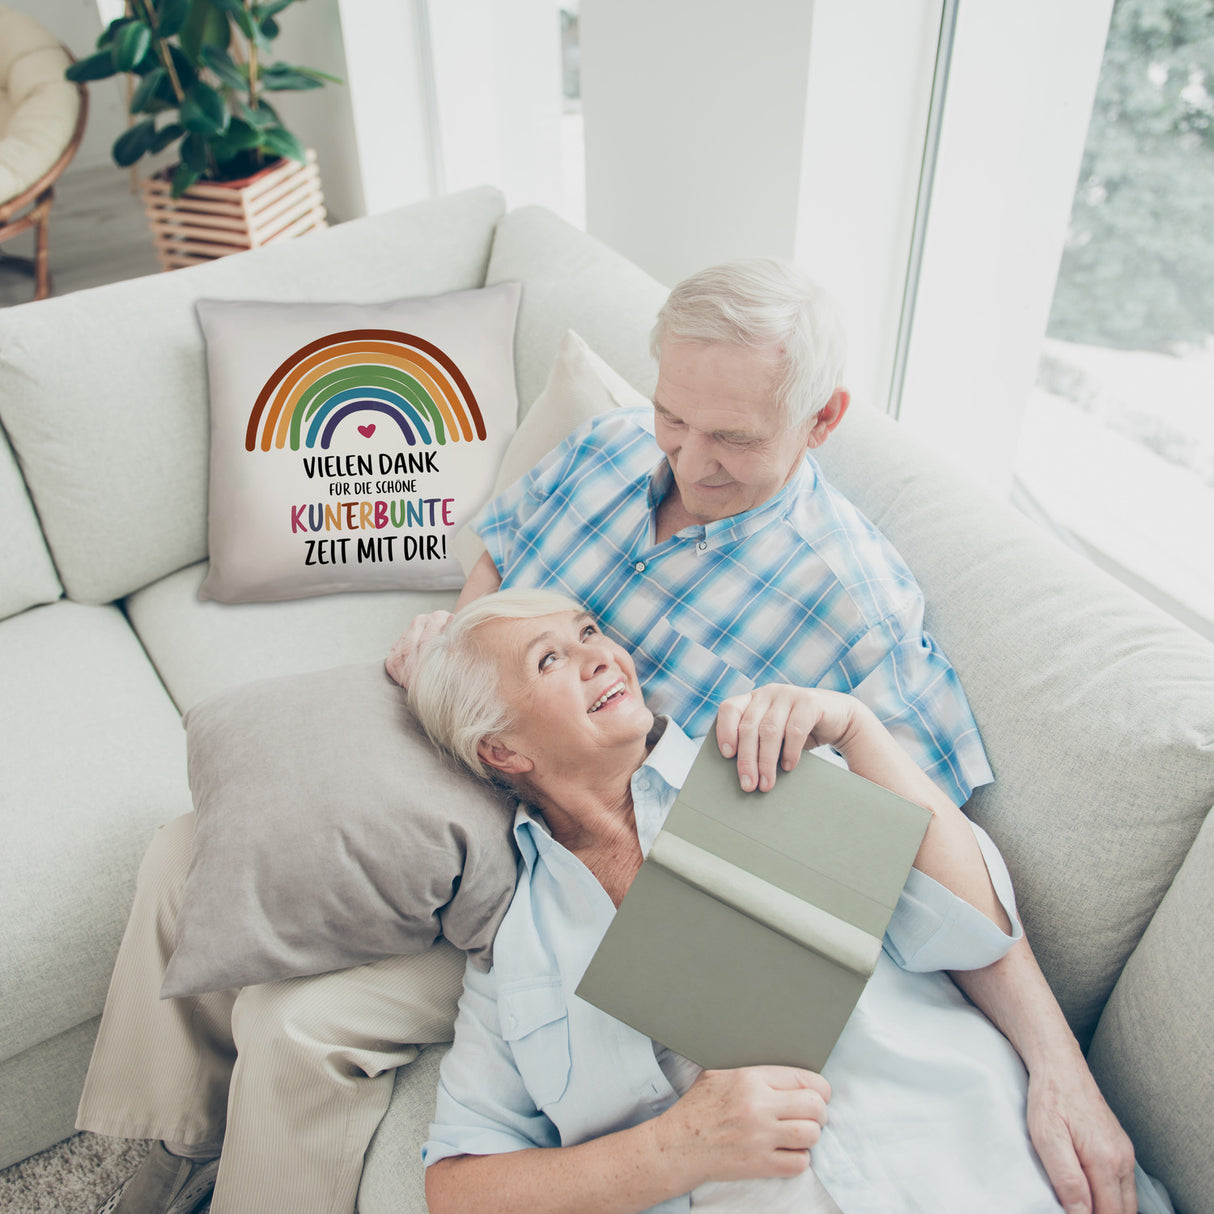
[385,552,501,688]
[951,942,1137,1214]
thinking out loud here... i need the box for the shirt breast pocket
[637,614,754,725]
[499,978,572,1110]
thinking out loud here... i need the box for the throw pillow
[196,283,521,603]
[453,328,650,574]
[161,662,519,998]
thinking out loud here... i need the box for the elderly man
[389,260,1136,1214]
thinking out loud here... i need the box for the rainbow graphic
[244,329,486,452]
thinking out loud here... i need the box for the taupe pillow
[162,662,518,998]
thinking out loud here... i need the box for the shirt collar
[645,456,818,547]
[512,716,703,869]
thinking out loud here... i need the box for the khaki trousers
[76,814,466,1214]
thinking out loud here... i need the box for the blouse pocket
[499,978,572,1109]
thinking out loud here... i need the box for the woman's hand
[653,1066,830,1185]
[385,610,453,688]
[715,685,862,792]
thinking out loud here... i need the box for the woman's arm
[427,1065,830,1214]
[715,684,1010,931]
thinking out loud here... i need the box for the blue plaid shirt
[473,407,992,806]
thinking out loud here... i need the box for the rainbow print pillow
[195,284,521,602]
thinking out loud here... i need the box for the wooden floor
[0,162,162,308]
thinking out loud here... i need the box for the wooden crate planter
[140,150,327,271]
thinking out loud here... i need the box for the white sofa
[1,186,1211,1214]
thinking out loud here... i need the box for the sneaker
[96,1142,220,1214]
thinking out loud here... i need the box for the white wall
[579,0,819,288]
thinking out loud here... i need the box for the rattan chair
[0,5,87,302]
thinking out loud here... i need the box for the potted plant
[66,0,340,268]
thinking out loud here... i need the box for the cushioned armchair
[0,4,86,301]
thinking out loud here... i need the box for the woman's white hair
[650,258,847,429]
[407,588,586,782]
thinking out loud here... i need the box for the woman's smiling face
[476,610,653,776]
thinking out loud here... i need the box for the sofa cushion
[0,601,192,1063]
[195,284,520,603]
[163,663,517,996]
[813,402,1214,1045]
[486,205,668,416]
[0,186,506,606]
[453,329,642,573]
[1088,804,1214,1214]
[0,420,60,620]
[124,560,454,714]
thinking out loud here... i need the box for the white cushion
[0,6,77,201]
[195,285,520,602]
[125,560,455,713]
[452,328,645,573]
[1089,807,1214,1214]
[0,422,60,620]
[0,600,191,1063]
[0,186,507,605]
[485,204,668,415]
[814,402,1214,1045]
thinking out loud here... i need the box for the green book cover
[575,744,932,1071]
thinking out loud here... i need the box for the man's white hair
[407,588,586,781]
[650,258,847,429]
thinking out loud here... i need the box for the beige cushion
[814,402,1214,1047]
[195,285,520,603]
[1088,806,1214,1214]
[0,186,507,605]
[0,8,77,201]
[163,663,518,997]
[453,329,644,574]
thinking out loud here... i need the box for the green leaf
[260,125,305,163]
[259,62,323,91]
[66,50,119,83]
[220,118,263,150]
[181,80,230,135]
[259,15,279,40]
[112,20,152,72]
[150,121,185,153]
[180,131,210,172]
[96,17,128,50]
[112,119,157,167]
[180,0,231,63]
[234,97,279,129]
[129,66,168,113]
[200,44,248,90]
[155,0,191,40]
[171,162,201,197]
[167,44,198,91]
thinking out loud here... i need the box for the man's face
[652,340,816,524]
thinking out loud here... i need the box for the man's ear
[806,388,850,450]
[477,738,534,777]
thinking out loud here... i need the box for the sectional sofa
[1,185,1210,1213]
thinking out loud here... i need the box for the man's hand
[1026,1061,1137,1214]
[385,610,453,689]
[653,1066,830,1186]
[715,684,860,792]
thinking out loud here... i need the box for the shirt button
[634,561,646,573]
[697,541,708,551]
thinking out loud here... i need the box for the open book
[575,742,932,1071]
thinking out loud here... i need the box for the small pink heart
[358,423,376,438]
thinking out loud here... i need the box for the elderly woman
[408,588,1094,1214]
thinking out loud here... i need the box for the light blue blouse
[424,721,1066,1212]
